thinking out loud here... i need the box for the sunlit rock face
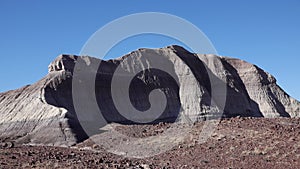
[0,45,299,146]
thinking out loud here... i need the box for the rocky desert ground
[1,117,300,169]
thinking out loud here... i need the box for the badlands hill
[0,45,299,146]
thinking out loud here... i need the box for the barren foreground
[1,117,300,169]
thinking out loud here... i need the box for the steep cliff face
[0,45,299,146]
[223,57,300,117]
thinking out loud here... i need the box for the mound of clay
[0,45,299,146]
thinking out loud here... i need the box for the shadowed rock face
[0,45,299,146]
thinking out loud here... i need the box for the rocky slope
[0,45,299,146]
[1,117,300,168]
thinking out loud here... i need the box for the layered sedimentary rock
[0,45,299,146]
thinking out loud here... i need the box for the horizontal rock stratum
[0,45,299,146]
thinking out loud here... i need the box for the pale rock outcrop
[0,45,299,146]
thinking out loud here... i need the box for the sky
[0,1,299,100]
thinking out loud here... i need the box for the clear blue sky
[0,1,299,100]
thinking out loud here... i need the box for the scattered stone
[0,142,14,149]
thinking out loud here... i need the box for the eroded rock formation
[0,45,299,146]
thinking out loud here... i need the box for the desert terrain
[1,117,300,168]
